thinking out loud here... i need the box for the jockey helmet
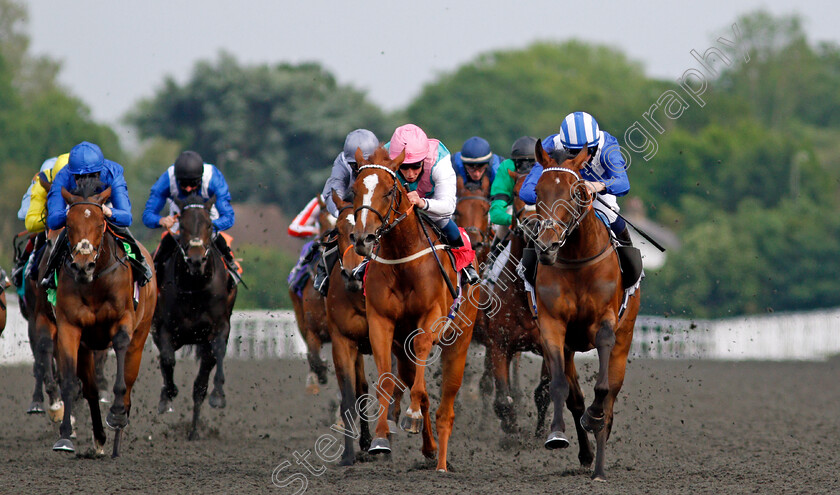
[389,124,428,163]
[511,136,538,173]
[174,151,204,184]
[558,111,601,151]
[460,137,492,164]
[343,129,378,163]
[67,141,105,175]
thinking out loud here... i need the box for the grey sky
[26,0,836,132]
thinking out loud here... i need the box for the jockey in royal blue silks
[41,141,154,288]
[519,111,632,246]
[142,150,239,286]
[451,136,503,187]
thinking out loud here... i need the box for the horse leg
[435,323,472,472]
[489,344,516,434]
[478,349,494,415]
[510,352,523,404]
[367,313,398,454]
[208,325,229,409]
[387,357,404,433]
[565,351,594,468]
[106,325,132,434]
[303,304,328,394]
[330,331,359,466]
[402,317,437,460]
[95,350,109,403]
[52,324,81,453]
[114,315,152,457]
[533,358,551,438]
[591,318,632,481]
[153,326,178,414]
[189,342,216,441]
[27,316,46,414]
[354,351,372,453]
[581,320,616,436]
[539,318,571,450]
[78,347,106,456]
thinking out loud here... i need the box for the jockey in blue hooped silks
[42,141,154,288]
[451,136,503,187]
[142,150,238,286]
[519,111,632,246]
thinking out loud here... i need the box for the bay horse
[53,181,156,457]
[288,196,332,394]
[474,170,553,436]
[153,193,237,440]
[532,141,640,480]
[0,268,8,335]
[351,146,477,472]
[453,175,492,267]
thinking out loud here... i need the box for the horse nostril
[85,262,96,272]
[364,234,376,245]
[348,233,356,243]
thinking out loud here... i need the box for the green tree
[127,53,393,211]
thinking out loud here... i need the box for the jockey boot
[314,240,339,294]
[351,258,369,282]
[313,258,329,296]
[213,233,244,286]
[110,225,153,287]
[153,233,178,289]
[40,229,68,289]
[462,264,480,285]
[521,245,537,287]
[482,237,507,278]
[615,226,633,247]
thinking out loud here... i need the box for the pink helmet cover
[389,124,429,163]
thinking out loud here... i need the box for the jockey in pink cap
[377,123,480,284]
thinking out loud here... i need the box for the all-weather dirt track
[1,346,838,494]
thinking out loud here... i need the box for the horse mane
[72,175,105,199]
[182,192,206,207]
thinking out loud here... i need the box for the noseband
[66,201,108,263]
[176,204,212,264]
[353,165,413,242]
[537,167,593,247]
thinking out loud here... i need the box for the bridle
[455,195,491,250]
[66,201,108,264]
[536,167,594,247]
[353,165,413,242]
[175,203,213,266]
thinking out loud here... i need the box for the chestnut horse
[152,194,237,440]
[475,171,552,435]
[351,147,477,472]
[52,182,156,457]
[453,175,492,267]
[288,196,332,394]
[532,142,640,480]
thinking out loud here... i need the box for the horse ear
[355,147,366,166]
[535,139,554,168]
[174,198,185,211]
[572,146,590,169]
[61,187,79,205]
[456,174,465,194]
[331,189,346,209]
[205,194,217,210]
[390,149,405,170]
[481,174,490,194]
[93,187,112,205]
[507,169,518,179]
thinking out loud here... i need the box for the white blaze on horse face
[360,174,379,229]
[84,209,91,218]
[346,215,356,227]
[325,213,337,228]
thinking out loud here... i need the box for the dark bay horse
[351,147,477,472]
[289,196,332,394]
[475,171,552,435]
[453,175,492,267]
[0,269,8,335]
[53,183,156,457]
[153,194,237,440]
[532,142,640,480]
[324,191,373,465]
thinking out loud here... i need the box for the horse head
[61,183,111,283]
[533,140,593,265]
[350,145,408,257]
[331,189,364,292]
[174,194,216,276]
[455,174,491,260]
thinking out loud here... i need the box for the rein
[353,165,414,242]
[64,202,128,280]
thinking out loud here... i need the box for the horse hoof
[157,400,174,415]
[368,437,391,455]
[305,373,320,395]
[209,392,226,409]
[188,430,198,441]
[399,413,422,434]
[338,456,354,467]
[106,411,128,430]
[317,369,329,385]
[48,401,64,423]
[591,473,607,482]
[581,410,605,433]
[27,402,46,415]
[53,439,75,453]
[387,420,399,434]
[544,431,570,450]
[94,438,105,457]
